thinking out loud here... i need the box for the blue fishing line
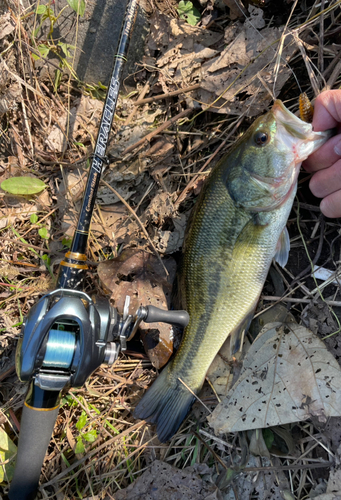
[43,329,76,368]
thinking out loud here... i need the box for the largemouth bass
[134,100,330,442]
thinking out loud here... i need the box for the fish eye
[254,131,269,146]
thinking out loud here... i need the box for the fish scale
[134,100,331,442]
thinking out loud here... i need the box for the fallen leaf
[0,427,17,483]
[249,428,270,459]
[0,204,39,230]
[1,177,46,195]
[208,322,341,434]
[153,212,189,254]
[113,460,221,500]
[97,249,177,368]
[45,95,102,152]
[218,455,289,499]
[198,7,297,116]
[222,0,246,19]
[0,12,15,40]
[302,298,338,337]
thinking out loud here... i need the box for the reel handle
[143,306,189,328]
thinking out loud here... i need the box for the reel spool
[42,329,76,369]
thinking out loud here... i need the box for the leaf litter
[208,322,341,434]
[1,0,341,499]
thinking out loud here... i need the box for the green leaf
[75,437,85,454]
[38,227,48,239]
[62,237,72,249]
[83,429,97,443]
[263,428,275,450]
[0,428,17,483]
[31,43,50,61]
[66,0,86,16]
[177,1,200,25]
[30,214,39,224]
[36,4,47,15]
[54,68,62,92]
[1,177,47,195]
[61,394,77,407]
[42,254,51,265]
[76,411,87,431]
[57,41,75,58]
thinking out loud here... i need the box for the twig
[124,76,153,126]
[0,236,52,253]
[199,429,235,450]
[1,57,43,98]
[319,0,325,73]
[134,84,200,106]
[100,179,169,277]
[325,58,341,89]
[291,216,325,284]
[41,420,146,487]
[21,40,66,73]
[0,364,15,382]
[122,108,192,156]
[178,377,212,414]
[192,430,228,469]
[242,462,332,472]
[174,116,244,209]
[261,296,341,307]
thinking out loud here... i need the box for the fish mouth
[271,99,331,162]
[272,100,313,139]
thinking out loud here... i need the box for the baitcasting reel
[16,288,189,394]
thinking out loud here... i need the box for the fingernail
[334,137,341,156]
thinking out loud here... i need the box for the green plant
[30,2,85,90]
[75,410,98,454]
[177,1,200,26]
[62,236,72,249]
[29,214,50,242]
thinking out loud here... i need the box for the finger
[309,159,341,198]
[320,190,341,218]
[312,90,341,132]
[303,133,341,172]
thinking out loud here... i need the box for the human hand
[303,89,341,218]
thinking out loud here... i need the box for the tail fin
[134,364,195,442]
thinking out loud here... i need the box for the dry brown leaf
[148,11,222,88]
[198,7,296,116]
[0,12,15,40]
[222,0,247,19]
[208,322,341,434]
[0,204,38,229]
[45,95,102,152]
[141,191,175,225]
[153,212,189,255]
[97,249,176,368]
[97,157,150,205]
[113,460,221,500]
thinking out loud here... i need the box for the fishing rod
[8,1,189,498]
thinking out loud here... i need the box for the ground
[1,0,341,499]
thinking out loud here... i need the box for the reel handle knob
[143,306,189,328]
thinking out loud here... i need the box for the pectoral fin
[274,226,290,268]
